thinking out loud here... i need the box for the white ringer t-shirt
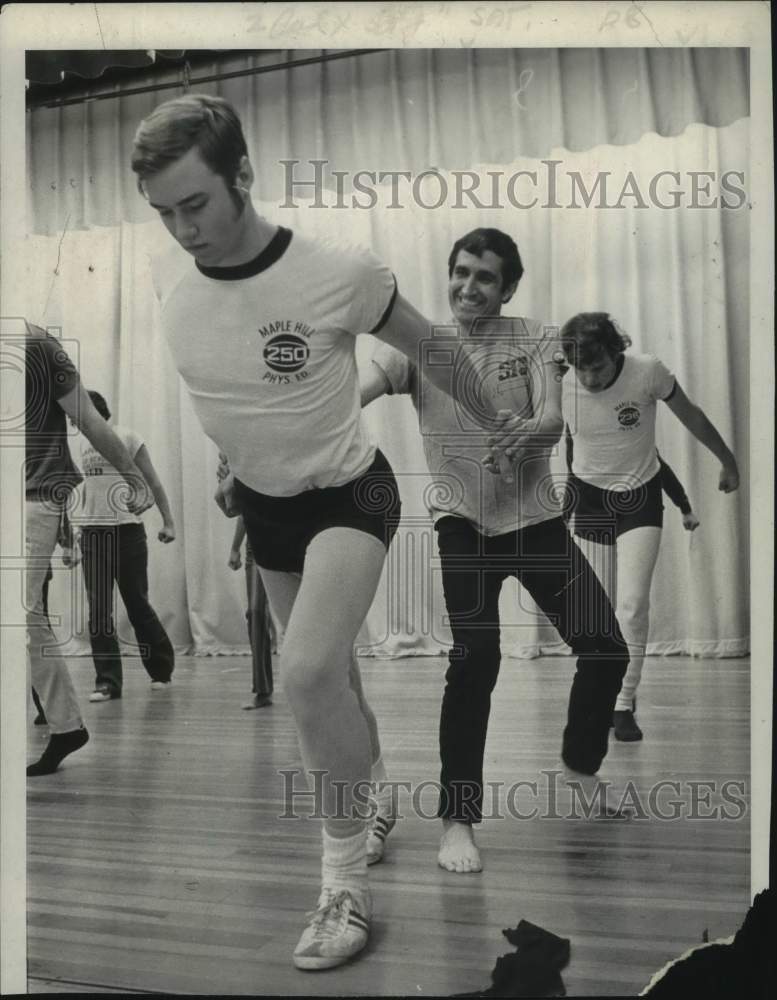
[78,425,144,525]
[562,353,676,490]
[152,227,397,497]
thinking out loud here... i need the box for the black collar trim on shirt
[370,278,399,334]
[195,227,293,280]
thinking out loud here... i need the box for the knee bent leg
[281,645,348,708]
[616,593,650,645]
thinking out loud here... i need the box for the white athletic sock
[321,827,369,894]
[371,754,388,784]
[614,650,643,710]
[370,755,394,818]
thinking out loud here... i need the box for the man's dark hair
[560,312,632,368]
[447,228,524,289]
[131,94,249,196]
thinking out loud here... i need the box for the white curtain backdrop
[22,117,750,661]
[26,48,749,235]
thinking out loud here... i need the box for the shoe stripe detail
[347,912,369,932]
[369,815,394,842]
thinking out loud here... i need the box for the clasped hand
[123,474,154,516]
[482,409,531,481]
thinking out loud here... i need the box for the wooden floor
[27,653,751,996]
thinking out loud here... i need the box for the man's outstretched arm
[58,384,154,515]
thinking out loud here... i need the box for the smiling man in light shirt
[361,228,631,873]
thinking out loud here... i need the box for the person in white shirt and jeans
[76,390,176,702]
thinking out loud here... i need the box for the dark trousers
[245,542,273,697]
[435,515,628,823]
[80,524,174,694]
[31,566,54,720]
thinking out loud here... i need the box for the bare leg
[348,651,381,766]
[347,649,398,864]
[259,571,384,780]
[612,527,663,710]
[260,529,387,839]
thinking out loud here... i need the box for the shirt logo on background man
[82,451,105,475]
[617,405,641,428]
[497,356,529,381]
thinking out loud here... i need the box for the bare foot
[560,764,632,819]
[438,819,482,873]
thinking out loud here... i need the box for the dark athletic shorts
[567,470,664,546]
[234,449,401,573]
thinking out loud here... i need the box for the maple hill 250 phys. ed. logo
[616,402,641,428]
[259,320,314,383]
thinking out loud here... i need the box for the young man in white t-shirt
[556,313,739,742]
[76,390,176,702]
[362,229,630,875]
[131,94,517,970]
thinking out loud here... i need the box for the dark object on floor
[643,889,775,999]
[454,919,570,997]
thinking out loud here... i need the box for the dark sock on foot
[27,727,89,776]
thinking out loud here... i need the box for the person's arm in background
[360,362,392,407]
[376,295,496,412]
[57,509,81,568]
[228,516,246,570]
[375,294,516,480]
[132,443,176,542]
[663,383,739,493]
[560,424,575,524]
[58,383,153,515]
[657,451,700,531]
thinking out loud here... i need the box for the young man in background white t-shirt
[558,312,739,742]
[76,390,176,702]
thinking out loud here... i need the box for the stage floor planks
[27,653,751,995]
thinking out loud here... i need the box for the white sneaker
[366,812,395,866]
[292,886,371,970]
[89,688,114,702]
[150,681,172,691]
